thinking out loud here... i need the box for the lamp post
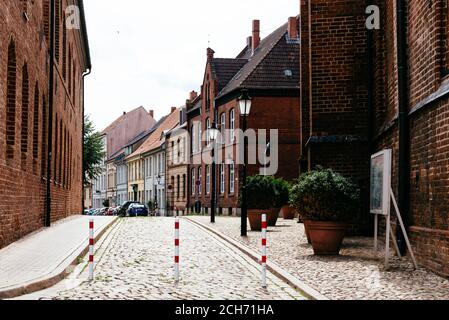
[209,122,220,223]
[238,90,252,237]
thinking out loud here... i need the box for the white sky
[83,0,299,131]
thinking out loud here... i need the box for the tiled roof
[101,106,146,135]
[126,109,180,159]
[217,21,300,99]
[211,58,248,92]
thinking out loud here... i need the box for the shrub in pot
[290,168,360,255]
[242,175,275,231]
[268,178,291,226]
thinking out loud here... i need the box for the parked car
[106,207,116,216]
[118,201,139,216]
[127,203,149,217]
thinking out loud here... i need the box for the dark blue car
[126,204,149,217]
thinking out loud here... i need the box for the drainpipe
[396,0,410,255]
[307,0,313,171]
[81,68,92,213]
[366,1,374,154]
[45,0,56,227]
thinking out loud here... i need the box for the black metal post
[241,115,248,236]
[211,145,216,223]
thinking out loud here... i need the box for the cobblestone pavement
[188,216,449,300]
[26,217,305,300]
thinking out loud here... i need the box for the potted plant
[290,168,360,255]
[275,179,296,220]
[267,178,290,226]
[243,175,275,231]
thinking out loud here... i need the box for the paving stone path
[27,217,305,300]
[188,216,449,300]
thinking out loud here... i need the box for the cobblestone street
[188,216,449,300]
[25,218,304,300]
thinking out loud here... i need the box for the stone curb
[0,217,119,299]
[184,217,329,301]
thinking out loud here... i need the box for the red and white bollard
[174,218,180,283]
[89,219,94,281]
[261,213,267,288]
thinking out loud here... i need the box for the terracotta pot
[281,205,296,220]
[267,208,280,226]
[303,220,312,244]
[307,221,349,255]
[247,210,269,231]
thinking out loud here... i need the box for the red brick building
[0,0,91,248]
[300,0,449,277]
[188,18,301,215]
[368,0,449,277]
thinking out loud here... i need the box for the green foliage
[243,175,275,210]
[271,177,291,208]
[83,115,105,185]
[147,201,155,210]
[289,168,360,221]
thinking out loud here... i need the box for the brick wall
[300,0,371,234]
[372,0,449,277]
[0,0,88,248]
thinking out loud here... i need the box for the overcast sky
[83,0,299,131]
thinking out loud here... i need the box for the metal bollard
[174,218,180,283]
[261,213,267,288]
[89,219,94,281]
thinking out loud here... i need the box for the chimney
[252,20,260,55]
[189,90,198,101]
[171,107,177,113]
[288,17,299,39]
[207,48,215,61]
[149,109,154,118]
[247,36,253,50]
[123,111,126,116]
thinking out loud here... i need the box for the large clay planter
[247,210,269,231]
[303,220,312,244]
[307,221,349,255]
[267,208,280,226]
[280,205,296,220]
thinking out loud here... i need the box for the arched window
[229,162,235,194]
[33,83,39,164]
[6,40,17,161]
[54,114,58,181]
[41,95,47,176]
[21,63,29,169]
[177,175,180,199]
[220,164,225,194]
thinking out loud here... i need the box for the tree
[83,115,105,185]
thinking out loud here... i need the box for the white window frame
[220,164,225,194]
[191,168,196,195]
[198,167,202,195]
[229,162,235,194]
[206,165,210,194]
[230,109,235,143]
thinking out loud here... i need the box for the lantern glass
[238,92,252,116]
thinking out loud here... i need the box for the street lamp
[209,122,220,223]
[238,89,252,237]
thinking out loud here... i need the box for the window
[177,175,180,199]
[21,63,29,169]
[220,164,225,194]
[41,95,47,176]
[191,168,196,195]
[182,174,186,199]
[220,113,226,144]
[191,125,196,153]
[206,165,210,195]
[229,162,235,194]
[33,83,39,163]
[230,109,235,143]
[6,39,17,161]
[198,124,202,152]
[206,118,211,144]
[198,167,202,194]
